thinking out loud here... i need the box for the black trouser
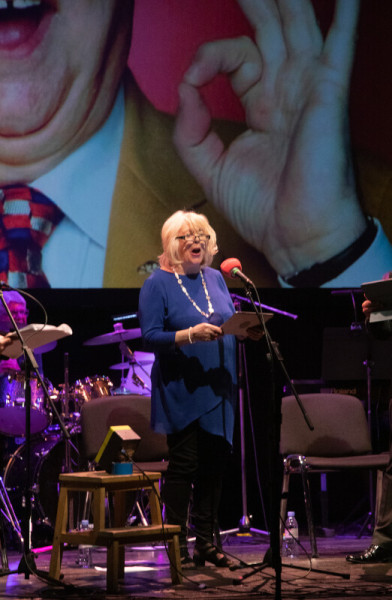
[163,421,230,551]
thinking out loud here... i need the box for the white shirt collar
[33,87,125,248]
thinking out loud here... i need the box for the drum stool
[48,470,182,593]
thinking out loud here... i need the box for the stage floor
[2,534,392,599]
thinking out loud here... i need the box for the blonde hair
[159,210,218,270]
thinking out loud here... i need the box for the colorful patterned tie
[0,185,63,288]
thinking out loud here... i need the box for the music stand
[226,288,349,600]
[0,290,74,585]
[322,324,392,533]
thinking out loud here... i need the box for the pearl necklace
[174,270,214,318]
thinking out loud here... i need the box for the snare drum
[0,370,52,436]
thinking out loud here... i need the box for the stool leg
[148,481,163,525]
[49,487,69,579]
[92,487,106,530]
[106,540,120,594]
[168,534,182,585]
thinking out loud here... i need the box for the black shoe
[180,554,197,570]
[179,547,197,570]
[193,543,234,568]
[346,544,392,564]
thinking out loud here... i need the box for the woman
[138,210,237,568]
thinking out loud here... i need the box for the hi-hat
[109,351,154,370]
[84,327,141,346]
[109,362,130,370]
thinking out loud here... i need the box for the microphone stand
[0,290,76,586]
[219,297,269,540]
[230,282,349,599]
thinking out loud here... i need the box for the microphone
[220,258,254,287]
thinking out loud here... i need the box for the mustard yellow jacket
[103,72,392,288]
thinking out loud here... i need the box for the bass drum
[3,433,84,544]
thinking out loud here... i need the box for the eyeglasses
[175,233,210,242]
[12,309,29,318]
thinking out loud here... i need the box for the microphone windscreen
[220,257,242,279]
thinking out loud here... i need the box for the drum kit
[0,322,153,545]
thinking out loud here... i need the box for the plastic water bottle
[76,519,93,568]
[283,511,299,558]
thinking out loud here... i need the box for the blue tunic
[138,267,237,444]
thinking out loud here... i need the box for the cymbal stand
[0,475,23,570]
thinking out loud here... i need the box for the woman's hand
[190,322,223,343]
[362,298,384,320]
[175,322,224,346]
[0,333,12,353]
[245,324,264,341]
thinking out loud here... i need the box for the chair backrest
[280,393,372,457]
[81,394,168,462]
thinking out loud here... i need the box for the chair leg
[280,464,290,546]
[375,469,384,525]
[299,460,319,558]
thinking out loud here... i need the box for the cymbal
[84,327,142,346]
[109,351,154,370]
[109,362,130,370]
[35,340,58,354]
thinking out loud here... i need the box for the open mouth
[191,247,201,256]
[0,0,56,51]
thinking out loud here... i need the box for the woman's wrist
[188,326,194,344]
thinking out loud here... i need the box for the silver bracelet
[188,327,194,344]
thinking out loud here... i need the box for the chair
[81,394,168,524]
[280,393,390,558]
[81,394,168,471]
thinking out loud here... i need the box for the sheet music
[221,312,272,336]
[2,323,73,358]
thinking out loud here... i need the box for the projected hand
[174,0,366,278]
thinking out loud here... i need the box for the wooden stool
[49,470,182,590]
[96,525,181,592]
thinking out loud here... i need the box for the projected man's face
[0,0,134,183]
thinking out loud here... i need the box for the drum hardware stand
[118,341,151,394]
[63,351,78,530]
[112,341,132,395]
[226,287,349,600]
[0,289,75,585]
[0,475,23,572]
